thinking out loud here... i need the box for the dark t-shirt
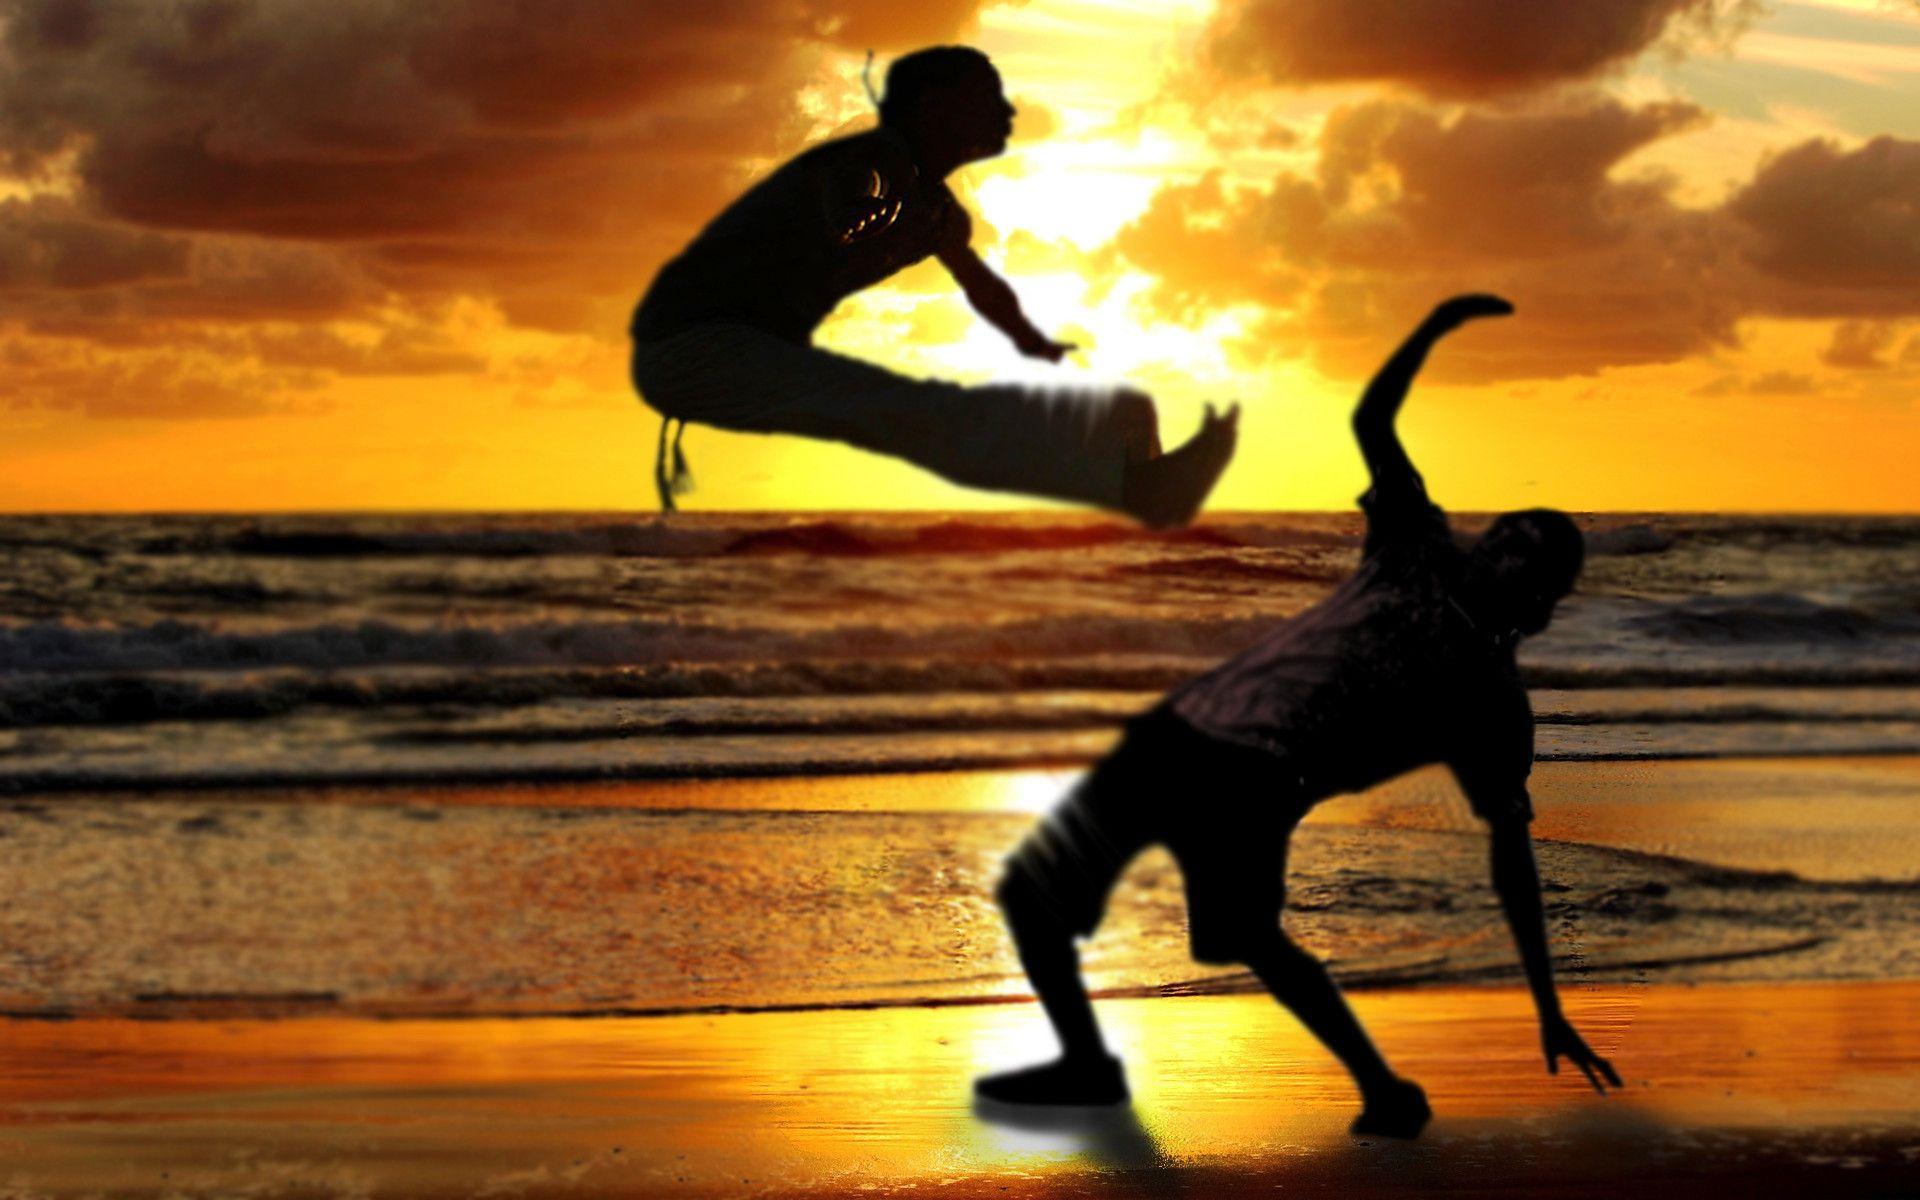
[1165,465,1534,824]
[631,127,970,344]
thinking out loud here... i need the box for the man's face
[943,69,1015,161]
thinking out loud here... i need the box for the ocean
[5,510,1920,788]
[2,511,1918,1017]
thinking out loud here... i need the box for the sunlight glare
[997,768,1086,815]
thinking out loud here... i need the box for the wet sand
[3,759,1917,1195]
[32,752,1916,876]
[1,982,1917,1198]
[6,759,1920,1018]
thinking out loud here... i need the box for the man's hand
[1019,335,1078,363]
[1425,293,1514,335]
[1541,1014,1623,1095]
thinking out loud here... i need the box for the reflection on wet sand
[0,982,1916,1197]
[972,1098,1167,1171]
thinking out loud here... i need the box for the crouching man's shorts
[998,706,1309,965]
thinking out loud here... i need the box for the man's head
[878,46,1014,169]
[1466,508,1584,638]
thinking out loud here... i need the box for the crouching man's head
[1467,509,1584,639]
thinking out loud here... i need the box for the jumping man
[629,46,1237,524]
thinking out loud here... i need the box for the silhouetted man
[630,46,1236,523]
[976,295,1620,1137]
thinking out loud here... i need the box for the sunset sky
[3,0,1917,513]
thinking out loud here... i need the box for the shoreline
[14,753,1918,882]
[8,726,1920,796]
[3,752,1917,1193]
[4,756,1916,1022]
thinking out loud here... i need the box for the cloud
[0,0,997,417]
[1747,368,1816,395]
[1112,96,1746,380]
[1202,0,1752,98]
[0,1,992,247]
[0,197,189,289]
[1105,171,1321,318]
[0,331,327,418]
[1689,369,1818,398]
[1109,93,1920,382]
[1822,320,1902,369]
[0,227,381,335]
[1313,100,1709,260]
[1727,135,1920,316]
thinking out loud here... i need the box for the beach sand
[1,982,1917,1198]
[3,759,1917,1197]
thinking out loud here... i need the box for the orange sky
[2,0,1918,513]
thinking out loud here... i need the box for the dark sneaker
[1352,1077,1431,1139]
[974,1055,1130,1107]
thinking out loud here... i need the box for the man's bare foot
[1120,403,1238,529]
[1351,1076,1430,1139]
[974,1054,1129,1106]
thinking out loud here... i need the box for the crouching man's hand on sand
[1540,1013,1623,1094]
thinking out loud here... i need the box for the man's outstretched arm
[938,242,1075,362]
[1488,812,1624,1095]
[1352,294,1513,487]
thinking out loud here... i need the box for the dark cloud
[1203,0,1749,98]
[0,0,997,239]
[1312,100,1708,261]
[1747,369,1816,395]
[1727,135,1920,316]
[186,312,489,378]
[1691,370,1823,399]
[0,234,379,333]
[0,331,326,418]
[1113,97,1744,381]
[0,197,190,289]
[1111,95,1920,382]
[0,1,831,248]
[1822,320,1902,370]
[0,0,997,416]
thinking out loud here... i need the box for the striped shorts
[631,323,1157,510]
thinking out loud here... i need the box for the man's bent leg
[1002,872,1111,1063]
[975,872,1128,1106]
[974,734,1159,1109]
[1242,931,1430,1137]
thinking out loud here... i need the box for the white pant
[631,324,1155,510]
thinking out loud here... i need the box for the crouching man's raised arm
[1352,294,1514,489]
[1486,807,1625,1095]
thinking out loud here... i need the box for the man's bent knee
[1242,930,1322,976]
[1193,924,1301,969]
[996,868,1083,946]
[1190,927,1262,967]
[995,869,1051,925]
